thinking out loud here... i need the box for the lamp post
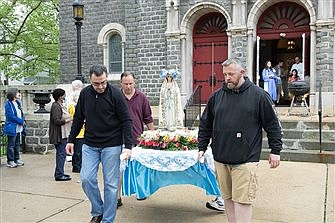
[72,0,84,82]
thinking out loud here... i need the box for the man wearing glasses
[66,64,133,223]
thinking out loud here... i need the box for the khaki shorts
[214,161,259,204]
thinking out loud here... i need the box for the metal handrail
[318,80,322,153]
[183,85,202,129]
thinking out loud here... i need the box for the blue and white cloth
[122,147,221,199]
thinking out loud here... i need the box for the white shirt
[291,62,304,80]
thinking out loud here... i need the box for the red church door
[193,13,228,103]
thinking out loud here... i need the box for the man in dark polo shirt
[118,71,154,207]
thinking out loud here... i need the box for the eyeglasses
[91,80,107,87]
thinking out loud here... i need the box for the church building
[59,0,335,114]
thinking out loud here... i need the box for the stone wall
[24,114,54,154]
[134,1,167,106]
[315,24,334,92]
[59,0,126,83]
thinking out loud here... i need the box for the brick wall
[316,27,334,92]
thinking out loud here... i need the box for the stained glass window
[109,34,122,73]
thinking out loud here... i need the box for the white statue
[158,69,184,131]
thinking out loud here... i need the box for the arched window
[109,34,122,73]
[97,23,125,80]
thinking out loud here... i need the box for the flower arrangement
[138,129,198,151]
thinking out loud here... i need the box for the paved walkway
[1,153,334,223]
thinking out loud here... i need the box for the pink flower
[139,140,145,146]
[145,140,153,147]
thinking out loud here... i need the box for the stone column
[180,34,187,105]
[165,0,180,35]
[21,89,29,114]
[317,0,333,20]
[227,31,232,58]
[102,43,108,72]
[310,26,316,93]
[247,29,254,82]
[232,0,247,27]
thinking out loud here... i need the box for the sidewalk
[1,153,334,223]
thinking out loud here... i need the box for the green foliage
[0,0,60,82]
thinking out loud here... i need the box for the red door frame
[193,13,228,103]
[257,2,311,77]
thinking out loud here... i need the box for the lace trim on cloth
[130,147,214,172]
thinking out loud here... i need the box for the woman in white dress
[158,69,183,131]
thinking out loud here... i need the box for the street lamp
[72,0,84,82]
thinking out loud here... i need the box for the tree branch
[14,1,44,41]
[0,52,28,61]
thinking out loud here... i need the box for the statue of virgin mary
[158,69,184,131]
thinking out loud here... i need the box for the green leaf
[0,0,60,83]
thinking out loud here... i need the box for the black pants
[72,138,84,171]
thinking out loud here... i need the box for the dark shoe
[117,198,123,208]
[137,197,147,201]
[72,168,80,173]
[64,174,70,177]
[55,175,71,181]
[89,215,103,223]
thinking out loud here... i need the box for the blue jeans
[7,133,21,163]
[81,144,122,223]
[54,138,67,179]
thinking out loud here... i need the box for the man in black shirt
[66,64,133,223]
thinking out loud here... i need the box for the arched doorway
[256,2,310,104]
[193,12,228,103]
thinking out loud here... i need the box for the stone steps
[281,129,334,141]
[262,139,334,151]
[279,120,335,130]
[262,120,335,163]
[261,149,334,164]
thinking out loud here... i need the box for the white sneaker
[66,155,72,162]
[206,197,225,212]
[15,160,24,166]
[7,161,18,168]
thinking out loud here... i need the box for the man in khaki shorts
[198,58,282,223]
